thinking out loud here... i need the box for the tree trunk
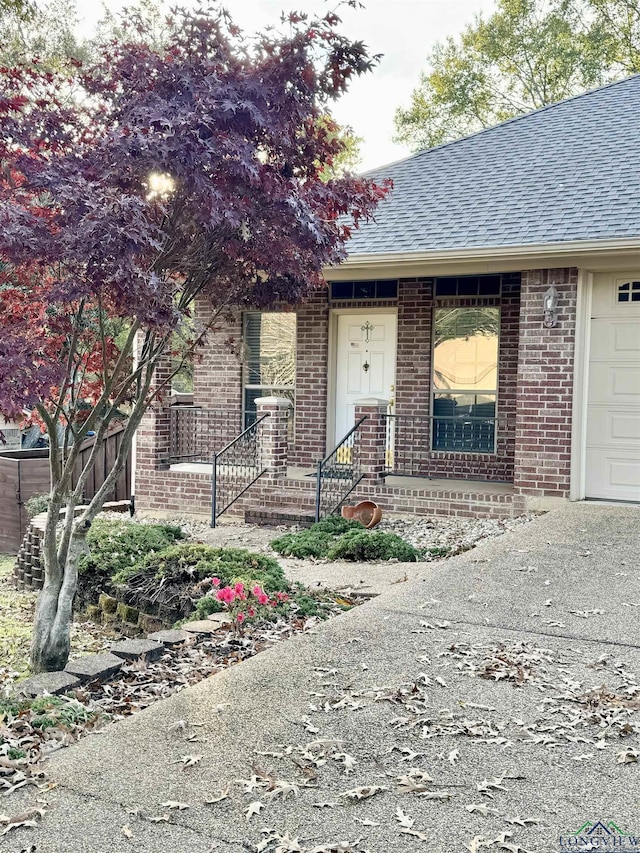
[30,526,87,673]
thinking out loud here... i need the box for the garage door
[585,272,640,501]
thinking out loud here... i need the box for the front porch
[135,268,578,522]
[162,420,521,526]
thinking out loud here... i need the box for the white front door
[334,312,397,445]
[585,272,640,501]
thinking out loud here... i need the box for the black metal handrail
[384,412,510,477]
[314,416,367,522]
[169,406,242,464]
[211,414,270,527]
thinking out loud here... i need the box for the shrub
[193,595,226,619]
[326,529,418,562]
[311,516,361,535]
[270,529,333,559]
[120,543,289,592]
[271,516,362,559]
[78,519,186,582]
[25,492,51,519]
[271,517,417,563]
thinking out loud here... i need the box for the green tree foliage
[316,115,363,180]
[0,0,34,17]
[394,0,640,151]
[0,0,87,68]
[93,0,172,53]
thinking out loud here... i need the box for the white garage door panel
[590,319,640,359]
[585,451,640,501]
[585,271,640,502]
[587,407,640,442]
[588,363,640,404]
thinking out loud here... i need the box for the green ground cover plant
[79,519,185,581]
[271,518,419,562]
[101,536,324,624]
[117,543,288,591]
[326,529,419,562]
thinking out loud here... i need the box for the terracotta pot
[341,500,382,530]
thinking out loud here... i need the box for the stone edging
[13,501,131,592]
[13,623,228,698]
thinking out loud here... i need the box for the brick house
[135,75,640,521]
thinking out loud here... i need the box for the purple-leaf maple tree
[0,6,390,672]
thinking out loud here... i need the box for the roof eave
[325,236,640,274]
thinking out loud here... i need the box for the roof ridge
[365,72,640,175]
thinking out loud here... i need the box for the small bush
[270,529,333,559]
[122,543,289,593]
[79,519,186,581]
[311,516,361,535]
[326,529,418,562]
[271,517,417,563]
[194,595,226,619]
[25,492,51,519]
[271,516,362,559]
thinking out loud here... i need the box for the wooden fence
[0,424,131,554]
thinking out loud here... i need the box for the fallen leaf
[617,747,638,764]
[339,785,387,802]
[466,803,498,816]
[245,801,264,820]
[395,807,414,828]
[159,800,190,810]
[174,753,202,768]
[401,828,429,841]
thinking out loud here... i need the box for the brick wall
[192,297,243,447]
[514,268,577,499]
[392,275,520,482]
[289,288,330,466]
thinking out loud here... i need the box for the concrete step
[244,504,316,527]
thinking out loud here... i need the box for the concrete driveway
[6,503,640,853]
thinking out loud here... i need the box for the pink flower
[234,582,245,595]
[247,607,256,617]
[216,587,236,604]
[257,593,269,605]
[252,585,263,596]
[211,577,221,587]
[236,611,245,623]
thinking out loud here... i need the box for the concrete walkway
[8,504,640,853]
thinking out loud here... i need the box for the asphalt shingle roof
[347,75,640,256]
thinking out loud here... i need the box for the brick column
[514,268,577,502]
[136,354,173,473]
[354,398,388,481]
[290,288,329,466]
[255,397,292,480]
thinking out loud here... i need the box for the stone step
[147,629,191,647]
[110,639,165,662]
[64,652,124,683]
[15,671,81,698]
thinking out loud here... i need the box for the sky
[76,0,496,172]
